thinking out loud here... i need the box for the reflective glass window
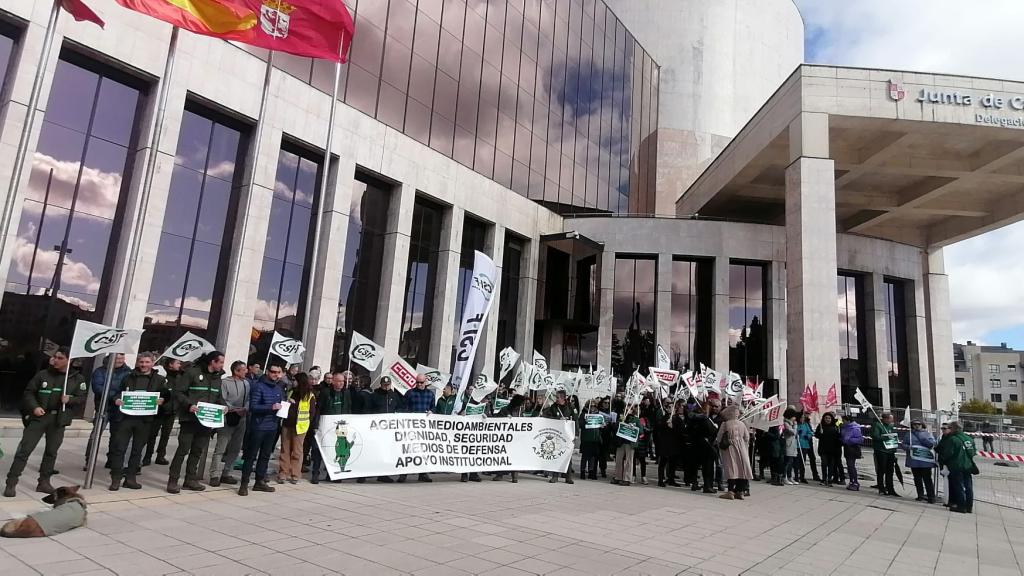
[611,256,656,379]
[399,197,444,365]
[728,262,767,382]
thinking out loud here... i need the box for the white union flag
[69,320,143,359]
[349,331,384,371]
[160,331,216,362]
[269,331,305,364]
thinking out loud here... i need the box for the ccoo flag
[113,0,356,62]
[69,320,144,358]
[269,331,305,364]
[159,331,216,362]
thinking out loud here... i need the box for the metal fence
[835,404,1024,510]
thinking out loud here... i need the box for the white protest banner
[724,372,745,398]
[269,331,305,364]
[741,395,780,422]
[314,414,576,480]
[416,365,451,400]
[159,332,215,362]
[683,371,703,401]
[349,331,384,371]
[195,402,226,429]
[276,402,292,418]
[649,367,679,387]
[498,347,520,381]
[382,355,418,395]
[525,364,547,391]
[656,344,671,370]
[470,374,498,403]
[119,391,159,416]
[452,251,498,413]
[70,320,143,358]
[702,368,722,395]
[533,350,548,372]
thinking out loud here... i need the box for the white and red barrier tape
[966,431,1024,440]
[978,450,1024,463]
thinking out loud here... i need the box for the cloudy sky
[794,0,1024,349]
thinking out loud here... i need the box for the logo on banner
[171,338,205,358]
[532,428,569,461]
[389,361,417,389]
[84,330,128,354]
[472,272,495,300]
[351,344,375,362]
[260,0,294,39]
[271,338,303,358]
[888,79,906,102]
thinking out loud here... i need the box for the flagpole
[222,51,275,348]
[300,44,344,363]
[84,352,116,489]
[0,0,61,285]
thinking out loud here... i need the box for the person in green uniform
[167,351,225,494]
[936,421,977,513]
[434,383,458,415]
[4,348,87,497]
[544,390,577,484]
[870,412,900,497]
[109,352,167,490]
[144,358,183,466]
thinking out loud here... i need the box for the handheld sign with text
[616,422,640,443]
[585,414,605,429]
[493,398,511,414]
[119,391,159,416]
[195,402,226,429]
[465,403,487,416]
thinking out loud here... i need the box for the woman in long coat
[715,405,753,500]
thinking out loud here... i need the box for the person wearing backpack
[715,405,752,500]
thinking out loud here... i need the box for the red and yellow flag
[62,0,106,27]
[114,0,354,62]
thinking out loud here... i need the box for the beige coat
[716,406,753,480]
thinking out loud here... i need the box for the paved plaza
[0,434,1022,576]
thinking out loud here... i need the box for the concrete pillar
[517,236,539,359]
[767,260,787,397]
[481,224,505,377]
[865,272,891,409]
[712,257,730,372]
[655,253,673,365]
[785,112,840,404]
[925,248,955,412]
[907,278,933,410]
[597,250,615,369]
[376,182,416,352]
[303,156,356,370]
[430,206,464,371]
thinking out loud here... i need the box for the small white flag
[900,406,912,428]
[725,372,745,398]
[853,387,872,411]
[470,373,499,402]
[269,331,305,364]
[510,365,529,396]
[159,331,216,362]
[533,350,548,372]
[69,320,143,359]
[656,344,671,370]
[349,331,384,371]
[498,347,520,381]
[416,364,451,392]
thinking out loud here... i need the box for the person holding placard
[109,353,166,491]
[238,364,286,495]
[144,358,184,466]
[903,419,937,503]
[578,402,606,480]
[208,361,249,487]
[611,405,640,487]
[869,412,900,497]
[4,349,87,497]
[544,390,576,484]
[167,352,225,494]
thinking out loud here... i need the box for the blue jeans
[948,469,974,510]
[241,428,278,484]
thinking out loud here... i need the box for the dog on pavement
[1,485,87,538]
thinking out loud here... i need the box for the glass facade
[244,0,658,215]
[729,262,767,382]
[837,274,868,401]
[251,146,321,361]
[0,53,143,411]
[0,22,13,90]
[142,106,247,352]
[399,197,445,365]
[494,235,523,378]
[611,256,655,379]
[671,259,711,373]
[332,173,391,371]
[883,279,910,407]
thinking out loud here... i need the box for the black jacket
[117,370,168,421]
[21,367,87,426]
[174,365,224,423]
[368,388,403,414]
[814,422,843,457]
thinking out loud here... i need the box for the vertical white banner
[452,251,498,413]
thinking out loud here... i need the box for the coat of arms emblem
[260,0,294,39]
[888,79,906,102]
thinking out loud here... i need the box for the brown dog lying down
[1,485,87,538]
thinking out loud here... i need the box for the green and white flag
[471,373,499,403]
[493,397,511,414]
[269,331,305,364]
[350,331,384,371]
[465,402,487,416]
[69,320,143,358]
[416,364,451,399]
[159,331,215,362]
[498,347,520,381]
[119,391,159,416]
[195,402,226,429]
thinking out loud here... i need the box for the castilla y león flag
[62,0,106,27]
[114,0,354,62]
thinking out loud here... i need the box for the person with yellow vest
[278,373,318,484]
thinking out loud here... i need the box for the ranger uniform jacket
[117,370,168,422]
[173,365,224,423]
[21,366,87,426]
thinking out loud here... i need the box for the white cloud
[29,153,122,219]
[796,0,1024,346]
[11,235,101,293]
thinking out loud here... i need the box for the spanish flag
[114,0,354,62]
[62,0,106,27]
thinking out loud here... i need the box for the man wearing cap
[363,376,403,483]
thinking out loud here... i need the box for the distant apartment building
[954,342,1024,409]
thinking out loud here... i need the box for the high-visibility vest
[296,394,313,435]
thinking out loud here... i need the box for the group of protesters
[2,349,978,514]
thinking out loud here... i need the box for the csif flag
[112,0,355,62]
[159,331,216,362]
[349,330,384,371]
[533,350,548,372]
[498,347,520,381]
[69,320,143,358]
[470,373,498,403]
[415,364,451,391]
[451,251,498,413]
[62,0,106,27]
[269,331,305,363]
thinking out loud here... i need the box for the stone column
[481,224,505,377]
[376,182,416,352]
[865,272,891,409]
[907,278,933,410]
[597,250,615,369]
[517,236,539,359]
[655,253,673,366]
[303,156,356,370]
[767,260,788,397]
[785,112,840,404]
[925,248,955,412]
[429,206,464,372]
[712,257,730,372]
